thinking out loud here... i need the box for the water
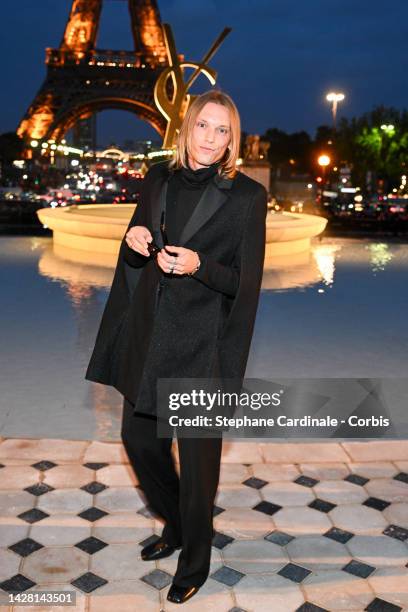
[0,235,407,440]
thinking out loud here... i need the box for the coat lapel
[149,162,234,248]
[150,169,170,249]
[178,176,233,246]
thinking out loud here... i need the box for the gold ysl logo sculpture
[154,23,231,149]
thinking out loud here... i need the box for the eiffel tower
[17,0,178,145]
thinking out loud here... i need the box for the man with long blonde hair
[86,89,267,603]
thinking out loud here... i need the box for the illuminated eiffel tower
[17,0,177,145]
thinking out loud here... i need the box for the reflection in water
[35,236,401,297]
[49,238,334,293]
[37,243,127,437]
[39,242,115,290]
[263,241,343,292]
[312,243,341,287]
[366,242,394,273]
[90,381,123,440]
[1,235,407,441]
[262,250,322,292]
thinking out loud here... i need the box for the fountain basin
[37,204,134,254]
[265,211,327,257]
[37,204,328,257]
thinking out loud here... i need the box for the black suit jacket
[85,160,267,417]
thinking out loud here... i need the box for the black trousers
[120,397,223,588]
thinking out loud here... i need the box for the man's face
[188,101,232,170]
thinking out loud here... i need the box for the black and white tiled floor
[0,438,408,611]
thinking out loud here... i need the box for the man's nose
[205,130,215,143]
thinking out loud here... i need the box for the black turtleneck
[164,158,239,297]
[123,158,240,297]
[165,159,220,245]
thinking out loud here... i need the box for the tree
[261,106,408,192]
[261,128,313,177]
[335,106,408,190]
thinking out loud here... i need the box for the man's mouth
[200,146,214,152]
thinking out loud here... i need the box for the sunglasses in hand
[147,211,177,259]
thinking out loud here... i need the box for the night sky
[1,0,407,147]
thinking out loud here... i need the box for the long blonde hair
[169,89,241,179]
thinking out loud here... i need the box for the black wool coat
[85,160,267,416]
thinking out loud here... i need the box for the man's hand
[157,245,200,275]
[125,225,152,257]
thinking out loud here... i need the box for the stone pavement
[0,438,408,611]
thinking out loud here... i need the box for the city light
[317,155,331,184]
[148,149,174,158]
[326,91,345,129]
[326,92,345,102]
[318,155,331,167]
[381,124,395,135]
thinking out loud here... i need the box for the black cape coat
[85,160,267,417]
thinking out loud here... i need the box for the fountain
[37,201,327,261]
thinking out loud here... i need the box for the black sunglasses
[147,211,169,258]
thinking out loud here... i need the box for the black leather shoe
[166,583,200,604]
[141,538,181,561]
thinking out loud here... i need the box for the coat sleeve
[192,251,240,297]
[192,184,267,298]
[217,184,267,395]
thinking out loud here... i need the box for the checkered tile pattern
[0,440,408,610]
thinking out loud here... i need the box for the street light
[318,154,331,185]
[326,92,345,130]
